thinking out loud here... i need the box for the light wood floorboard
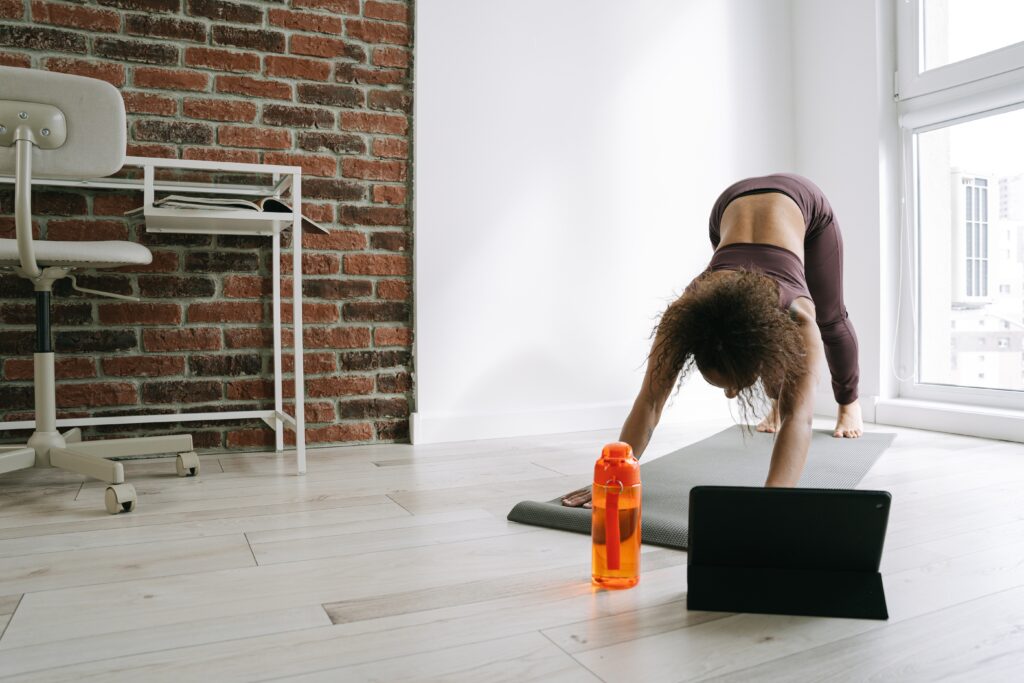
[0,417,1021,681]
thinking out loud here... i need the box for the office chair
[0,65,200,514]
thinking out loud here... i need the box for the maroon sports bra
[697,243,811,312]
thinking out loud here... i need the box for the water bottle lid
[595,441,640,486]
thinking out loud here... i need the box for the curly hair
[649,269,808,429]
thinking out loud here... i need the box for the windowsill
[874,397,1024,444]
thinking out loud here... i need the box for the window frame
[897,0,1024,102]
[896,3,1024,409]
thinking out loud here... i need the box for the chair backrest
[0,66,126,179]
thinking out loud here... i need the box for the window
[898,1,1024,100]
[898,3,1024,408]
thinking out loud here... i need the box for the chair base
[6,427,198,514]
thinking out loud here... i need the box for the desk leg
[272,230,285,455]
[292,173,306,475]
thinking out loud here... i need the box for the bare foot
[834,399,863,438]
[561,485,592,508]
[756,399,781,433]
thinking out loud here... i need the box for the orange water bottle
[592,441,641,589]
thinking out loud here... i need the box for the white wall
[413,0,796,443]
[790,0,900,419]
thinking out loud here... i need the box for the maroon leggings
[708,173,860,405]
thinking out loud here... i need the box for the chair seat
[0,239,152,269]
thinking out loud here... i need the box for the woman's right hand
[560,485,592,508]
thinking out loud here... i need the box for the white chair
[0,65,200,514]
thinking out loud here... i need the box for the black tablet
[687,485,891,620]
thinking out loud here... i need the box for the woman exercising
[563,173,863,507]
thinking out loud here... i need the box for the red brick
[364,1,407,22]
[122,91,177,116]
[303,230,366,251]
[182,147,260,164]
[281,352,335,374]
[218,126,292,150]
[376,371,411,393]
[368,89,411,113]
[143,328,221,352]
[0,53,31,68]
[224,328,272,349]
[227,428,274,448]
[280,302,338,323]
[43,57,125,86]
[300,203,334,225]
[345,19,410,45]
[31,1,120,32]
[94,194,143,216]
[57,382,138,408]
[269,8,342,34]
[369,231,408,252]
[346,66,404,86]
[281,252,340,275]
[99,303,182,325]
[289,34,347,59]
[134,67,209,92]
[377,279,409,301]
[342,158,405,181]
[265,55,331,81]
[264,152,336,177]
[339,205,407,227]
[304,326,371,349]
[0,0,24,19]
[125,15,207,42]
[47,219,128,241]
[292,0,358,13]
[185,47,260,73]
[306,376,373,398]
[223,275,269,298]
[227,379,272,400]
[189,302,263,323]
[288,401,335,423]
[102,356,185,377]
[372,185,406,205]
[371,47,409,68]
[341,111,407,134]
[212,26,285,53]
[343,254,409,276]
[372,137,408,159]
[184,98,257,122]
[4,357,95,381]
[374,326,411,347]
[216,75,292,100]
[305,422,372,444]
[126,143,178,158]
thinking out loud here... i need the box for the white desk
[0,156,308,474]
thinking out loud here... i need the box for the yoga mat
[507,426,895,550]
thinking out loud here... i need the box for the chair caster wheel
[176,451,200,477]
[105,483,137,514]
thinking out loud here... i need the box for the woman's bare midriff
[717,193,806,262]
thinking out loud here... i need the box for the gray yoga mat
[507,425,895,550]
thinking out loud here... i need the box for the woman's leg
[804,214,860,407]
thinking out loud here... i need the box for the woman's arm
[764,298,824,487]
[620,330,676,459]
[561,331,676,506]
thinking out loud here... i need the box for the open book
[126,194,329,233]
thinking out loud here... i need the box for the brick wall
[0,0,413,451]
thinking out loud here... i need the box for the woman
[563,173,863,507]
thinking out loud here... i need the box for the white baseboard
[875,397,1024,443]
[410,391,731,445]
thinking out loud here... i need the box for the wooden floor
[1,417,1023,681]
